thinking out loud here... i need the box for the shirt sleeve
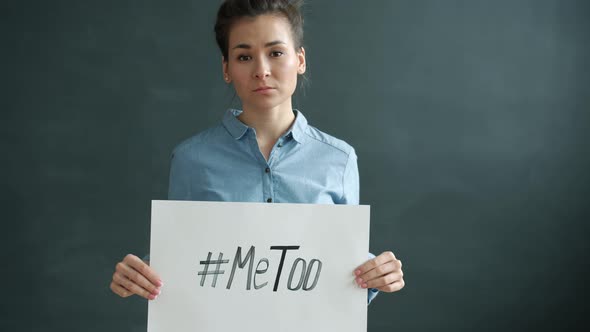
[338,148,359,205]
[367,252,380,304]
[168,148,192,200]
[339,149,379,304]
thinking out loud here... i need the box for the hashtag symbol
[198,252,229,287]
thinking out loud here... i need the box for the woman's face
[223,14,306,112]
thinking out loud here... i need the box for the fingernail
[362,283,368,289]
[148,294,156,300]
[355,270,361,276]
[157,280,163,287]
[356,277,363,285]
[152,289,161,296]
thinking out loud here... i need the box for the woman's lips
[254,87,275,93]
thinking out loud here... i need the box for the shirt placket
[262,134,291,203]
[246,130,274,203]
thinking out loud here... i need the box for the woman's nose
[253,58,271,79]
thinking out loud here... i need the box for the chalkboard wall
[3,0,589,331]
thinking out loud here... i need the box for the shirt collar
[290,109,307,144]
[222,109,249,139]
[222,108,308,144]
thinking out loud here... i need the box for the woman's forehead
[228,14,294,48]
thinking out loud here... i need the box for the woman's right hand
[110,254,163,300]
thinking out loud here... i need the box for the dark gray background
[3,0,589,331]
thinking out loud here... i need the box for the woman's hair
[214,0,304,60]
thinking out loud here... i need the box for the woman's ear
[222,56,231,83]
[297,47,306,74]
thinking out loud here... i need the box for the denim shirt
[166,109,378,304]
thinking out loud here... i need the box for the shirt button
[265,167,270,173]
[277,143,283,148]
[267,198,272,203]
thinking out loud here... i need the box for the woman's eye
[238,55,251,61]
[270,51,284,57]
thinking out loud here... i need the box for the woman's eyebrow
[232,40,286,50]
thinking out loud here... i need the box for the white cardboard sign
[148,200,370,332]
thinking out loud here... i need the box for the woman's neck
[238,102,296,144]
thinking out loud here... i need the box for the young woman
[110,0,404,305]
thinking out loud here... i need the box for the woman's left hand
[354,251,405,292]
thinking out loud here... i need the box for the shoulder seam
[172,124,227,156]
[303,127,351,155]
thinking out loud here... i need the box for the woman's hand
[354,251,405,293]
[110,254,163,300]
